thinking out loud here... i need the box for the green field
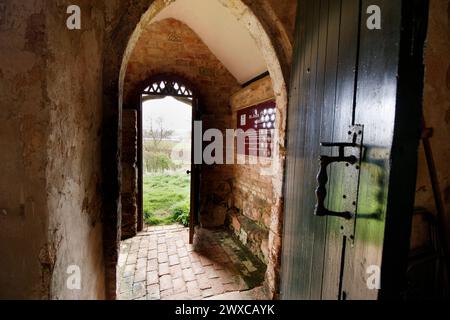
[143,172,190,226]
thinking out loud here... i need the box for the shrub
[171,201,190,227]
[143,173,191,226]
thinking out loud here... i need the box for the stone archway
[102,0,294,299]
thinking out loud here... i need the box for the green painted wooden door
[281,0,428,300]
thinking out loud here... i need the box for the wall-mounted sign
[236,100,276,158]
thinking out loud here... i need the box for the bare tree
[145,117,174,148]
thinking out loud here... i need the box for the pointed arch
[102,0,293,299]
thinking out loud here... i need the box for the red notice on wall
[236,100,276,158]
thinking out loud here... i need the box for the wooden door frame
[378,0,429,299]
[136,74,201,237]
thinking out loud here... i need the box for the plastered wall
[413,0,450,250]
[0,0,49,299]
[44,1,107,299]
[0,0,108,299]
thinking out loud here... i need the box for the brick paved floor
[117,225,267,300]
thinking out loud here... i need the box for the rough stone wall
[121,110,138,240]
[228,76,275,258]
[123,18,242,227]
[413,0,450,249]
[228,76,283,294]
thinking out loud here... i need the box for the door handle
[186,170,191,175]
[315,142,358,220]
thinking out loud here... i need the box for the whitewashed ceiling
[152,0,267,84]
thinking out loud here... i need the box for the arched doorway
[136,74,200,244]
[103,0,293,299]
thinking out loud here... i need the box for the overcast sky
[142,96,192,139]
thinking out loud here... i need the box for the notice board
[236,100,276,158]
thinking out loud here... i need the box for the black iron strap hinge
[314,125,364,220]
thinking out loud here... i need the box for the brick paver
[117,225,266,300]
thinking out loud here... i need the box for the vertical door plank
[322,0,361,300]
[345,0,427,299]
[346,0,402,300]
[281,0,322,299]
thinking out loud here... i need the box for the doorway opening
[138,76,199,244]
[142,97,191,226]
[111,0,292,300]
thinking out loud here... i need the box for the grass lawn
[143,172,190,226]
